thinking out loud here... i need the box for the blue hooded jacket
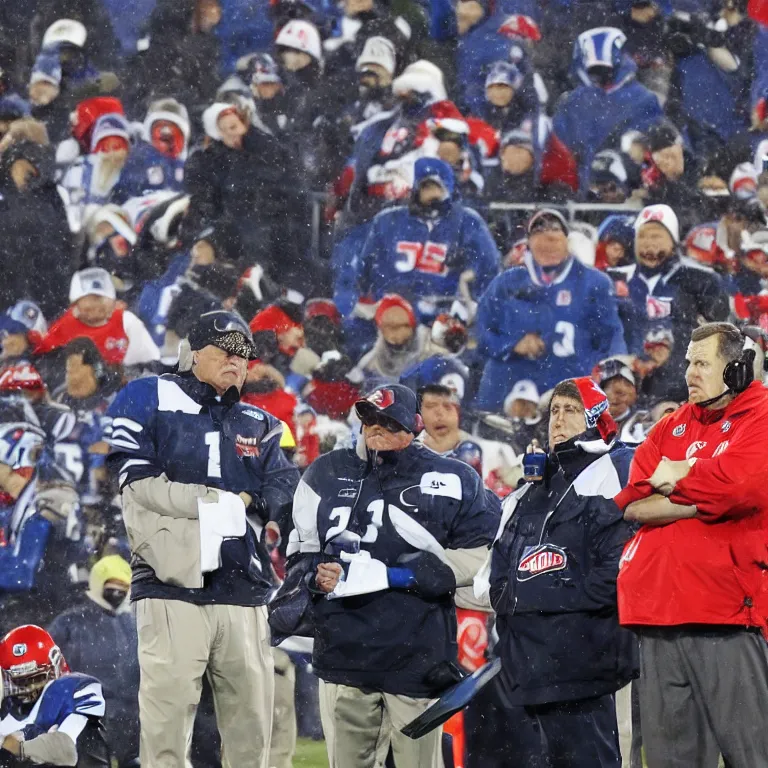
[553,36,662,193]
[340,158,500,321]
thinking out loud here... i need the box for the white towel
[198,492,246,574]
[328,551,389,599]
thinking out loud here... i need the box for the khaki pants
[319,680,443,768]
[269,648,297,768]
[136,599,274,768]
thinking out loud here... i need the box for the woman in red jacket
[615,321,768,768]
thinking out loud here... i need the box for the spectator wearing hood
[352,294,431,386]
[0,301,47,365]
[0,135,73,318]
[641,119,708,236]
[595,214,635,271]
[608,204,729,402]
[35,267,160,367]
[127,0,222,114]
[48,554,139,767]
[553,27,663,193]
[0,70,31,142]
[476,209,626,410]
[112,99,190,203]
[340,158,499,324]
[730,228,768,326]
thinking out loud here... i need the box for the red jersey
[615,381,768,636]
[35,308,129,365]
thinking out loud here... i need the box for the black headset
[699,332,757,408]
[723,346,756,394]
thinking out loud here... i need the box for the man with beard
[609,204,729,402]
[281,383,499,768]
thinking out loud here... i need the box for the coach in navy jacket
[475,377,637,768]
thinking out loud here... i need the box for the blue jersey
[343,202,500,322]
[475,252,626,410]
[105,373,300,605]
[0,673,105,742]
[111,141,185,204]
[286,441,500,697]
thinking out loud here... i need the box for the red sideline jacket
[615,381,768,636]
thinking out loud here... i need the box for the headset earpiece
[413,413,424,435]
[723,346,756,394]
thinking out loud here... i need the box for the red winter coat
[615,381,768,637]
[35,308,129,365]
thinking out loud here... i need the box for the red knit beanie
[375,294,416,329]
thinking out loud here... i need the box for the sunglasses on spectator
[359,412,406,433]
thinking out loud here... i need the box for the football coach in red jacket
[615,321,768,768]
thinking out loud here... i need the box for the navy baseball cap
[355,384,422,434]
[188,310,256,359]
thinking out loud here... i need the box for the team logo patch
[556,290,571,306]
[517,545,567,581]
[646,296,672,319]
[713,441,729,457]
[367,389,395,409]
[242,408,264,421]
[147,166,165,186]
[338,488,357,499]
[235,435,260,458]
[673,424,686,437]
[721,421,732,433]
[685,441,707,460]
[12,644,26,657]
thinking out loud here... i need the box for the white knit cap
[356,36,397,77]
[634,203,680,245]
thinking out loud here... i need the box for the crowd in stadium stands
[1,0,768,765]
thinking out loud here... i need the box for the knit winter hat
[634,204,679,244]
[375,295,417,329]
[570,377,618,443]
[249,304,303,337]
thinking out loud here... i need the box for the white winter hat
[634,203,680,245]
[275,20,323,63]
[43,18,87,49]
[392,60,447,103]
[202,102,241,141]
[356,36,397,77]
[143,99,190,144]
[69,268,116,304]
[504,379,540,411]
